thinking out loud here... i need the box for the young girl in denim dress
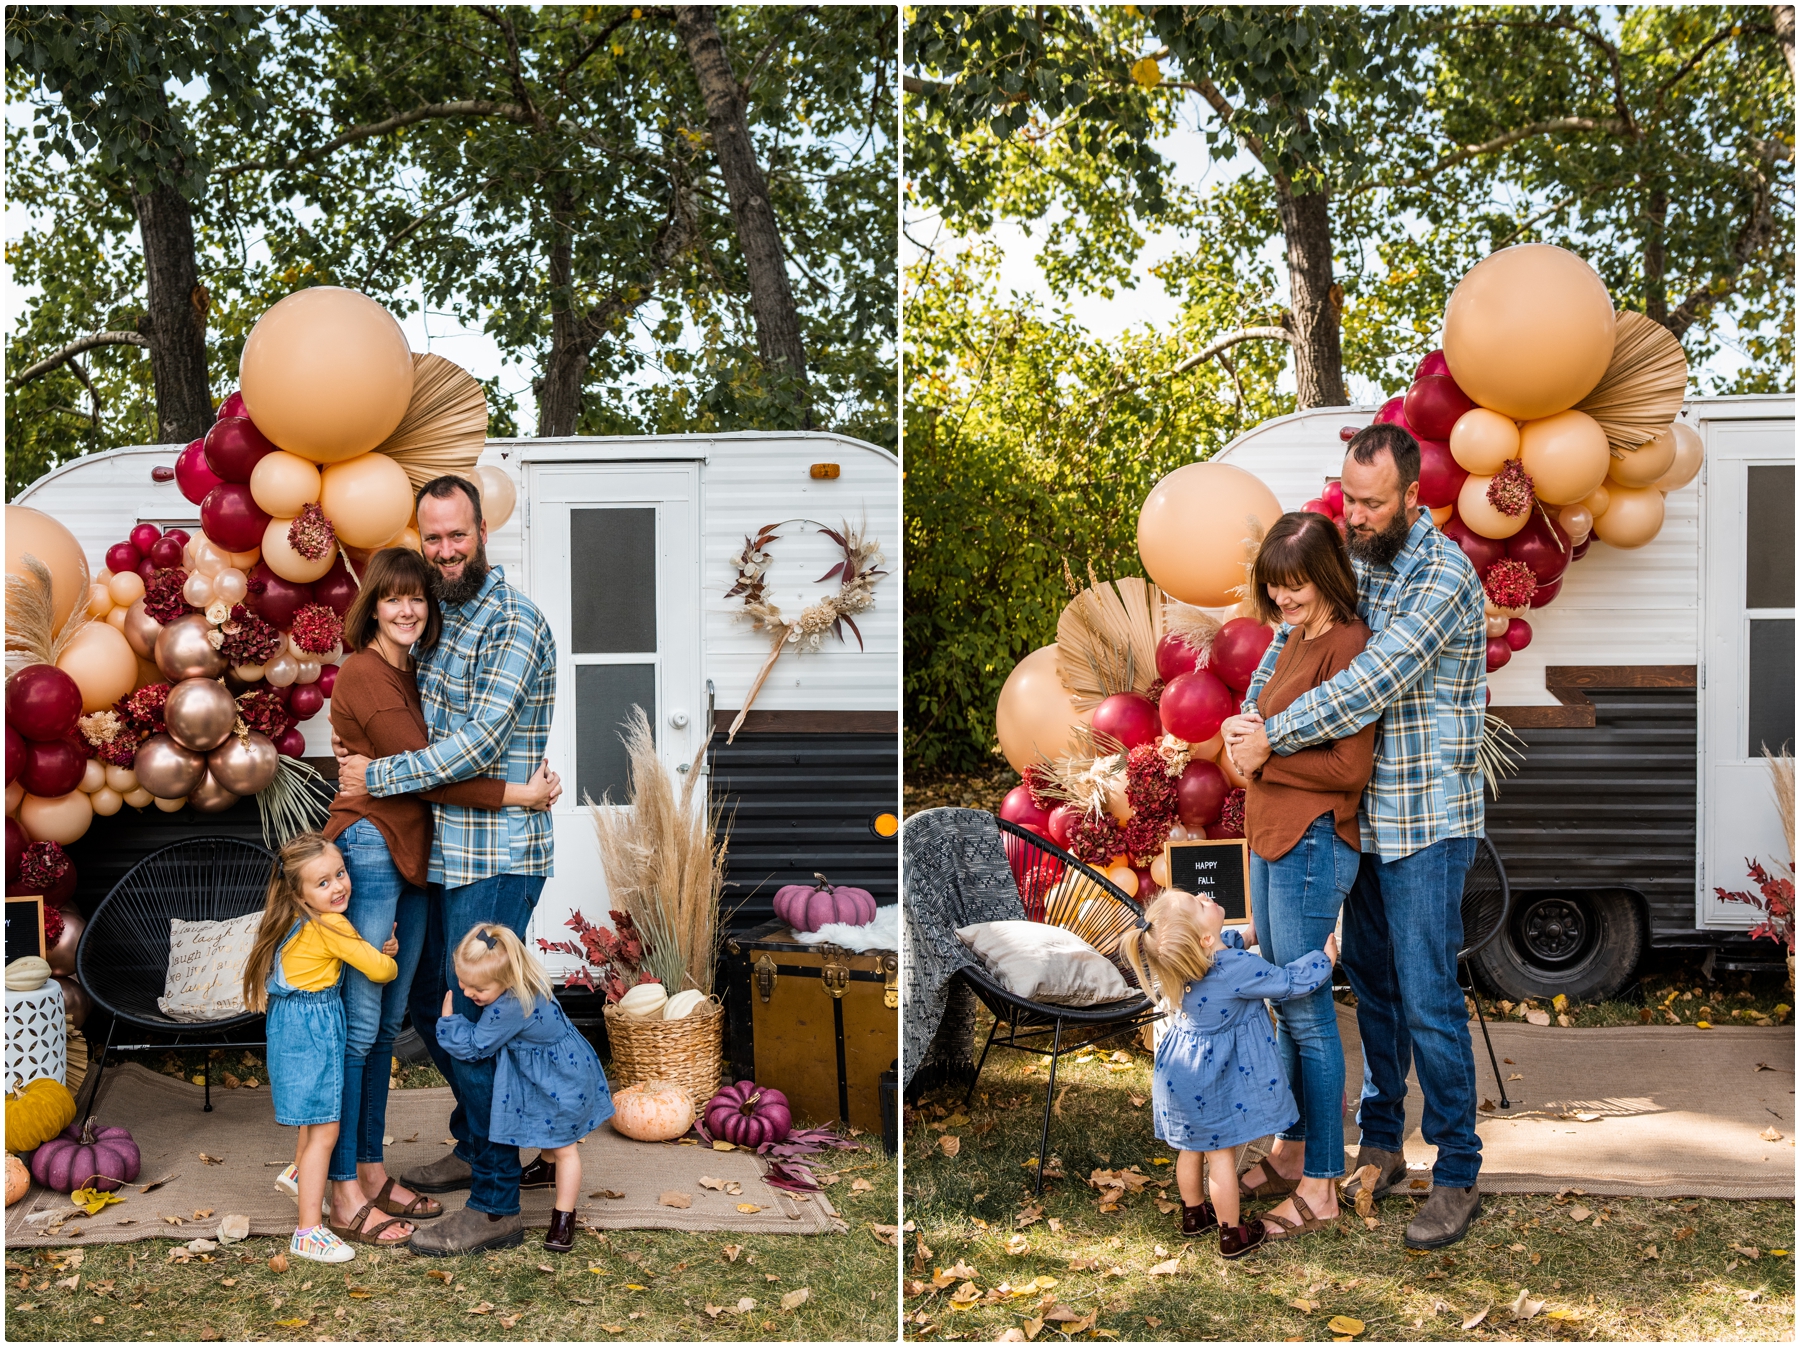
[241,832,400,1264]
[436,924,613,1253]
[1121,888,1336,1259]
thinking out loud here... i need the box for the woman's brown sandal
[1258,1192,1340,1241]
[372,1176,442,1218]
[327,1200,415,1245]
[1237,1160,1299,1202]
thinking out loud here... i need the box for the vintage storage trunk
[723,919,896,1135]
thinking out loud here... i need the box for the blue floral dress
[436,991,614,1148]
[1152,930,1334,1152]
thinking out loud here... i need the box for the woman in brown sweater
[323,548,559,1244]
[1223,511,1375,1242]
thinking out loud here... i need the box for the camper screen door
[1163,840,1252,926]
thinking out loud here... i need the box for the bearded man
[1223,422,1489,1249]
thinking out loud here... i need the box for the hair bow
[477,929,500,950]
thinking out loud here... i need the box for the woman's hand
[508,760,561,811]
[443,990,454,1017]
[1323,932,1340,966]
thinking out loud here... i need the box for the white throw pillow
[158,911,262,1022]
[955,921,1132,1006]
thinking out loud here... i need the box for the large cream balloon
[249,451,324,518]
[239,287,414,463]
[1652,421,1703,493]
[320,452,414,548]
[1592,483,1665,549]
[995,644,1090,772]
[1518,409,1612,505]
[17,790,93,846]
[1456,472,1530,540]
[1607,423,1678,488]
[5,505,91,634]
[56,621,138,712]
[260,515,340,584]
[1137,462,1283,608]
[1448,408,1520,475]
[474,466,517,531]
[1442,244,1616,420]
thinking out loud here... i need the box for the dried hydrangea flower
[1486,458,1535,518]
[1483,558,1538,611]
[287,503,337,562]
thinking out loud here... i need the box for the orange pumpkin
[609,1080,695,1142]
[5,1153,28,1206]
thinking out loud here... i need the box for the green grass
[903,1034,1796,1342]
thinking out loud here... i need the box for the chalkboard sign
[5,896,46,963]
[1163,839,1252,926]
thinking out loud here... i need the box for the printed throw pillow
[954,920,1132,1007]
[157,911,263,1022]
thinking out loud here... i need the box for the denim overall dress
[265,919,349,1127]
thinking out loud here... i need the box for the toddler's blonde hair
[453,923,554,1014]
[1119,889,1220,1006]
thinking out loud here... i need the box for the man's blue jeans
[1249,813,1358,1179]
[1339,836,1482,1189]
[329,820,429,1185]
[409,873,544,1216]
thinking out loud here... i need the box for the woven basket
[602,996,724,1103]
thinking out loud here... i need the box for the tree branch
[902,75,949,97]
[213,101,536,177]
[742,5,817,100]
[8,331,149,388]
[1166,326,1293,379]
[1774,5,1795,79]
[358,177,504,288]
[1364,117,1629,193]
[1663,172,1776,337]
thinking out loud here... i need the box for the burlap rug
[1244,1005,1795,1200]
[5,1063,847,1246]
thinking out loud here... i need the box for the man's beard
[428,541,491,606]
[1345,508,1412,567]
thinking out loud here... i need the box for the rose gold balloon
[1519,409,1611,505]
[1138,462,1284,608]
[1441,244,1616,420]
[1607,423,1678,488]
[107,569,146,608]
[208,731,279,796]
[1557,503,1594,542]
[1448,407,1522,475]
[5,504,91,634]
[56,622,138,712]
[295,659,321,685]
[45,907,83,977]
[155,613,228,682]
[265,652,300,688]
[187,770,241,814]
[164,677,238,752]
[320,452,414,548]
[132,732,208,798]
[994,644,1090,772]
[192,539,228,577]
[17,790,93,846]
[1591,483,1665,549]
[51,974,90,1030]
[122,599,165,660]
[90,786,123,817]
[1652,421,1703,493]
[1456,472,1530,540]
[1487,614,1510,638]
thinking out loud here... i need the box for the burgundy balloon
[1046,804,1080,850]
[165,529,191,549]
[1417,439,1469,510]
[312,559,358,617]
[135,557,159,584]
[5,723,22,784]
[1091,692,1162,752]
[1372,395,1410,428]
[6,664,84,742]
[105,541,141,574]
[1505,509,1573,586]
[203,417,278,484]
[1158,671,1235,745]
[999,785,1051,831]
[1153,633,1202,683]
[129,523,162,555]
[1207,816,1245,841]
[1175,759,1228,829]
[148,535,185,569]
[275,727,307,758]
[246,563,314,629]
[1529,576,1564,609]
[4,817,24,886]
[1570,537,1592,563]
[20,738,88,798]
[1504,618,1533,651]
[1209,618,1274,693]
[1404,375,1477,441]
[1302,498,1332,517]
[1485,637,1512,673]
[218,391,247,420]
[1321,481,1344,516]
[174,438,223,507]
[287,683,325,720]
[1133,867,1157,900]
[1442,515,1507,576]
[1414,349,1451,380]
[317,663,339,698]
[200,482,272,553]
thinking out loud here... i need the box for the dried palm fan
[5,556,90,675]
[1574,310,1690,454]
[1161,598,1223,665]
[373,352,491,492]
[1055,573,1165,710]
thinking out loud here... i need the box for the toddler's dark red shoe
[1218,1218,1267,1259]
[544,1208,577,1253]
[1180,1201,1218,1236]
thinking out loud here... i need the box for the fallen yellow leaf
[1327,1315,1365,1336]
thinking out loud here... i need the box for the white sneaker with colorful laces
[290,1225,354,1264]
[275,1163,299,1199]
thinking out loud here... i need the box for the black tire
[1471,888,1644,1004]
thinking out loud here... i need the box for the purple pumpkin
[30,1118,140,1193]
[704,1080,793,1148]
[772,873,878,933]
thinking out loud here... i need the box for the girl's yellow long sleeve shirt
[280,912,398,990]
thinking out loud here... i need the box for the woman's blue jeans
[1249,813,1358,1180]
[328,819,429,1185]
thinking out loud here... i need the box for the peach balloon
[1430,504,1454,528]
[214,568,249,605]
[1519,409,1612,505]
[1456,472,1530,540]
[239,287,414,463]
[249,450,324,518]
[1442,244,1615,420]
[17,790,93,845]
[1189,733,1223,762]
[1652,422,1703,493]
[90,787,123,817]
[1105,865,1139,898]
[1448,407,1521,475]
[1486,614,1510,638]
[106,570,146,608]
[1607,423,1678,489]
[994,643,1089,772]
[475,465,517,531]
[230,548,261,570]
[80,759,106,794]
[1581,484,1612,520]
[1105,774,1132,822]
[1592,484,1665,549]
[182,571,216,607]
[104,764,138,793]
[122,787,153,809]
[5,505,91,633]
[192,540,228,577]
[1137,462,1284,608]
[153,794,187,813]
[260,516,339,584]
[396,527,422,553]
[5,781,21,814]
[1149,852,1172,889]
[87,583,115,618]
[1218,750,1252,791]
[105,607,130,632]
[134,657,165,690]
[320,452,414,548]
[56,621,138,712]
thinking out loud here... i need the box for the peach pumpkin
[6,1153,28,1206]
[610,1080,696,1142]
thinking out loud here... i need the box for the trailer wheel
[1471,888,1644,1004]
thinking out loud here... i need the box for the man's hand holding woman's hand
[1221,711,1273,775]
[522,760,561,810]
[333,728,371,799]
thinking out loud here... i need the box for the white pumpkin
[5,958,51,993]
[610,1080,695,1142]
[662,989,707,1022]
[617,983,668,1018]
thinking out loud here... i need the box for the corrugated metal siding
[1484,687,1698,940]
[706,730,897,937]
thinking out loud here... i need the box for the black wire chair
[1458,835,1513,1108]
[75,837,274,1120]
[960,819,1162,1193]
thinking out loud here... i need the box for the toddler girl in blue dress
[436,923,614,1253]
[1121,887,1337,1258]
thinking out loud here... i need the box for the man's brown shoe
[399,1151,472,1194]
[1404,1184,1481,1249]
[1339,1145,1407,1202]
[408,1205,525,1256]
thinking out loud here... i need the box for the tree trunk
[1775,5,1795,79]
[1272,180,1347,409]
[1643,186,1669,326]
[131,182,215,443]
[671,4,812,424]
[536,197,589,438]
